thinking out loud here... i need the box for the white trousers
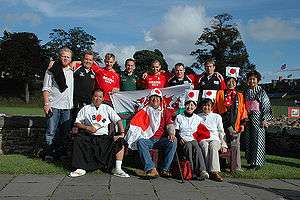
[199,140,221,172]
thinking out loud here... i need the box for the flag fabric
[192,123,210,142]
[225,67,240,79]
[281,64,287,71]
[110,84,192,114]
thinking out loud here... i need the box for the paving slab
[62,173,110,186]
[282,179,300,187]
[0,175,62,197]
[0,197,49,200]
[0,176,14,191]
[51,185,110,200]
[110,193,157,200]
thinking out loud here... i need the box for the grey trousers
[199,140,221,172]
[181,140,207,176]
[230,133,241,171]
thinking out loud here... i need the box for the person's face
[149,95,161,109]
[105,57,115,70]
[175,65,185,78]
[202,102,213,114]
[60,52,72,67]
[204,63,215,75]
[125,60,135,74]
[185,101,196,114]
[83,54,93,69]
[151,62,161,74]
[226,78,237,89]
[247,75,258,89]
[92,91,104,106]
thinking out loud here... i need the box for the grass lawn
[0,152,299,179]
[0,106,44,116]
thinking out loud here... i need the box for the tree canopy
[43,27,100,62]
[133,49,168,77]
[191,13,255,76]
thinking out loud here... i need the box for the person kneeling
[69,89,129,178]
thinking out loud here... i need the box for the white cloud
[144,5,209,68]
[1,13,41,26]
[94,42,137,70]
[247,17,300,41]
[22,0,111,18]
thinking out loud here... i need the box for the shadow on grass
[266,158,300,168]
[228,181,300,199]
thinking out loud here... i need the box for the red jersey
[144,72,168,89]
[91,64,120,102]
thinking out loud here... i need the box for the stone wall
[0,116,300,158]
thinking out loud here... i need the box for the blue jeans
[136,137,177,172]
[45,108,71,151]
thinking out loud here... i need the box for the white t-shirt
[75,103,121,135]
[174,113,202,142]
[197,112,225,144]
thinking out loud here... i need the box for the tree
[0,31,48,103]
[191,13,255,76]
[133,49,168,77]
[43,27,100,62]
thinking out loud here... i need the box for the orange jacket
[214,90,248,132]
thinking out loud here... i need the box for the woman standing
[245,70,273,170]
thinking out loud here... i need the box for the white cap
[202,90,217,101]
[149,88,163,98]
[226,67,240,79]
[185,90,199,104]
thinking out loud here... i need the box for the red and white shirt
[144,72,168,89]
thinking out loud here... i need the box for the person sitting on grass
[69,89,129,178]
[198,98,228,182]
[174,90,209,180]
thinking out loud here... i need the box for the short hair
[151,59,161,66]
[175,62,185,68]
[92,89,103,96]
[84,51,94,58]
[104,53,115,61]
[204,58,215,66]
[59,47,72,57]
[247,70,262,82]
[200,98,214,107]
[185,100,197,107]
[125,58,135,66]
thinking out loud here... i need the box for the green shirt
[120,71,138,91]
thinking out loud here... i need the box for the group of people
[42,47,273,182]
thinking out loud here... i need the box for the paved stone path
[0,174,299,200]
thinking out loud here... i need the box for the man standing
[168,63,194,87]
[142,60,168,89]
[125,89,177,178]
[197,58,226,94]
[42,47,74,161]
[120,58,138,91]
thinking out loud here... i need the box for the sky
[0,0,300,83]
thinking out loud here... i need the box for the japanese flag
[226,67,240,79]
[202,90,217,101]
[185,90,199,104]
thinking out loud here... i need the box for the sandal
[69,169,86,177]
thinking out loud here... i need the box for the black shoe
[160,170,172,178]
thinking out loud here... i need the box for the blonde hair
[59,47,72,57]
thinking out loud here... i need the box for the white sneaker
[112,168,130,178]
[69,169,86,177]
[199,171,209,180]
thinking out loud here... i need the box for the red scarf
[224,89,237,107]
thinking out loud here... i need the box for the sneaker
[160,170,172,178]
[210,172,223,182]
[199,171,209,180]
[112,168,130,178]
[69,169,86,177]
[146,168,159,178]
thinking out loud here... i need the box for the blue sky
[1,0,300,83]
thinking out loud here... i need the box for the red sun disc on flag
[230,68,236,74]
[154,89,161,95]
[96,115,102,122]
[206,91,212,96]
[188,92,194,98]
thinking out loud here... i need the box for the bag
[172,159,193,180]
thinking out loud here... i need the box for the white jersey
[174,113,202,142]
[75,103,121,135]
[197,112,225,143]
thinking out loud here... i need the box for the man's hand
[168,135,176,142]
[261,120,269,128]
[142,72,148,79]
[239,125,245,133]
[43,104,52,115]
[85,125,97,134]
